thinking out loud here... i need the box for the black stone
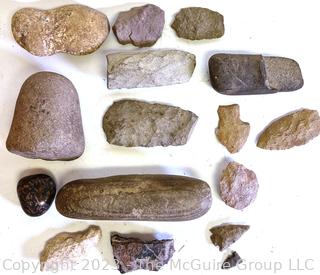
[17,174,56,217]
[222,251,243,269]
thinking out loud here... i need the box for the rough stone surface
[216,104,250,153]
[103,100,197,147]
[219,162,258,210]
[222,251,243,269]
[6,72,85,161]
[171,7,224,40]
[107,50,196,89]
[56,174,212,221]
[209,54,303,95]
[210,223,250,251]
[111,235,175,273]
[113,4,164,47]
[258,109,320,150]
[17,174,56,217]
[12,4,109,56]
[40,225,102,271]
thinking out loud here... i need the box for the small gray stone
[113,4,165,47]
[106,50,196,89]
[103,100,197,147]
[209,54,303,95]
[222,251,243,269]
[6,72,85,160]
[171,7,224,40]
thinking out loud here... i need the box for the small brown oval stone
[6,72,85,160]
[12,4,109,56]
[56,175,212,221]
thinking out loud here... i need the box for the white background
[1,0,320,274]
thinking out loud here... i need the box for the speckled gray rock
[55,174,212,221]
[209,54,303,95]
[113,4,164,47]
[107,50,196,89]
[111,235,175,273]
[258,109,320,150]
[216,104,250,153]
[210,223,250,251]
[12,5,109,56]
[103,100,197,147]
[6,72,85,160]
[219,162,258,210]
[171,7,224,40]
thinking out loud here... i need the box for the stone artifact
[17,174,56,217]
[12,5,109,56]
[111,235,175,273]
[216,104,250,153]
[209,54,304,95]
[6,72,85,161]
[210,223,249,251]
[258,109,320,150]
[222,251,243,269]
[219,162,258,210]
[113,4,164,47]
[171,7,224,40]
[103,100,197,147]
[40,225,101,271]
[56,175,212,221]
[107,50,196,89]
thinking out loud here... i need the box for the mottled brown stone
[171,7,224,40]
[103,100,197,147]
[56,175,212,221]
[258,109,320,150]
[219,162,258,210]
[216,104,250,153]
[210,223,249,251]
[111,235,175,273]
[6,72,85,160]
[12,5,109,56]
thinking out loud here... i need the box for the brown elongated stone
[56,175,212,221]
[210,223,249,251]
[40,225,102,271]
[6,72,85,160]
[209,54,303,95]
[171,7,224,40]
[216,104,250,153]
[12,5,109,56]
[258,109,320,150]
[103,100,197,147]
[111,235,175,273]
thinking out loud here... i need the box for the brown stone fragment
[40,225,102,271]
[209,54,303,95]
[6,72,85,161]
[210,223,249,251]
[111,235,175,273]
[56,174,212,221]
[12,5,109,56]
[113,4,164,47]
[216,104,250,153]
[258,109,320,150]
[171,7,224,40]
[222,251,243,269]
[219,162,258,210]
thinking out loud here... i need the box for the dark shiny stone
[17,174,56,217]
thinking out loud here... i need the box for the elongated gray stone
[55,174,212,221]
[209,54,303,95]
[103,100,197,147]
[107,50,196,89]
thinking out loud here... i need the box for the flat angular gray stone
[103,100,198,147]
[113,4,165,47]
[209,54,303,95]
[6,72,85,160]
[107,50,196,89]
